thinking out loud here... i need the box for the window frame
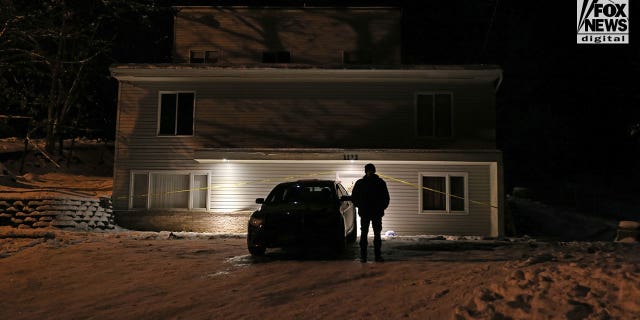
[342,50,373,64]
[418,172,469,215]
[129,170,210,211]
[188,49,221,64]
[157,91,196,137]
[414,92,454,138]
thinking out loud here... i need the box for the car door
[337,183,355,233]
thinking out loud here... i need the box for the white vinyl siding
[415,92,453,138]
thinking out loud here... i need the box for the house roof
[110,64,503,86]
[173,6,401,10]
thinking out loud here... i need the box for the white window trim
[157,91,196,137]
[129,170,210,211]
[414,91,455,138]
[418,172,469,215]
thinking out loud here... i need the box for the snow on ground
[0,138,113,198]
[0,227,639,320]
[1,138,639,319]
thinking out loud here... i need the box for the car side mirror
[255,198,265,204]
[340,195,352,202]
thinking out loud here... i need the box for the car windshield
[265,183,335,205]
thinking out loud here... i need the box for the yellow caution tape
[378,173,498,209]
[118,170,498,210]
[117,171,336,200]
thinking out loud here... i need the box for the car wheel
[332,221,346,253]
[248,246,266,256]
[247,230,266,256]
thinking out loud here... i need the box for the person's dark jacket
[351,173,390,218]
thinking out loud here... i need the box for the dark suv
[247,180,357,256]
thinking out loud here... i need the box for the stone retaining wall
[615,220,640,242]
[0,197,115,230]
[114,210,250,234]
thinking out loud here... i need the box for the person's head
[364,163,376,176]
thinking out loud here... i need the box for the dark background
[3,0,639,218]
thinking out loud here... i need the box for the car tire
[332,221,346,253]
[247,230,266,256]
[248,246,266,256]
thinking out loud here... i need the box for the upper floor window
[420,172,468,214]
[262,51,291,63]
[189,50,219,64]
[342,50,373,64]
[158,92,194,136]
[416,93,453,138]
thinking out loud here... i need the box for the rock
[50,220,76,228]
[613,221,639,242]
[32,221,51,228]
[618,221,640,230]
[615,229,639,242]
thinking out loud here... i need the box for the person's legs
[372,216,383,261]
[359,217,371,262]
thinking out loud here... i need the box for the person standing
[351,163,390,262]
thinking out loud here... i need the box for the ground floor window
[130,171,209,210]
[420,172,468,214]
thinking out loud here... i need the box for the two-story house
[110,6,504,237]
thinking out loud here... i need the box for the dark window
[130,172,207,209]
[266,183,334,205]
[450,176,465,211]
[343,51,373,64]
[416,93,453,137]
[421,174,466,212]
[159,92,194,136]
[262,51,291,63]
[190,50,205,63]
[422,176,446,211]
[189,50,219,63]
